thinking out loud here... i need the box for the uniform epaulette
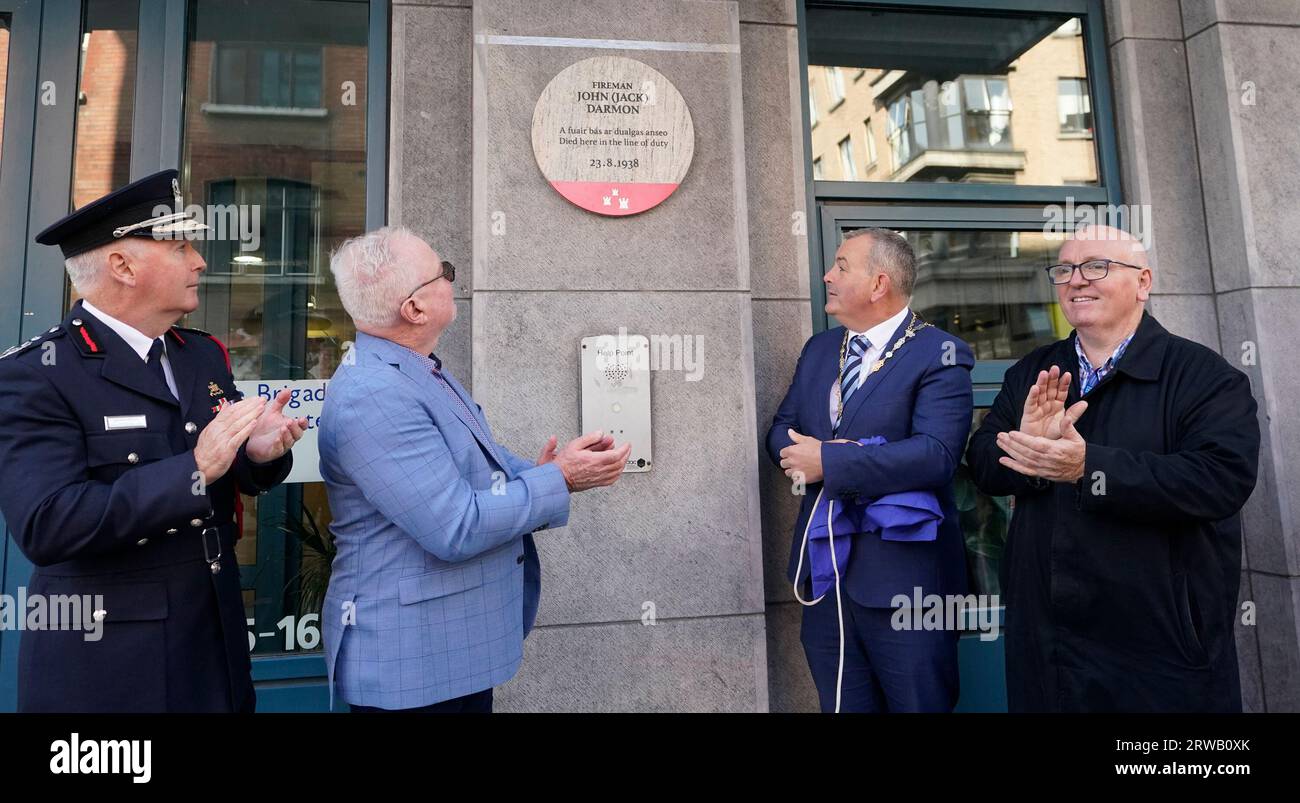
[0,325,67,360]
[171,324,213,338]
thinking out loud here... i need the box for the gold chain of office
[832,311,932,425]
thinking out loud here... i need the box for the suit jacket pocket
[20,578,169,712]
[1174,572,1209,666]
[398,563,486,605]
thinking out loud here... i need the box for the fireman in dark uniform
[0,169,308,712]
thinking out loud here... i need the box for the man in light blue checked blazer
[320,227,630,713]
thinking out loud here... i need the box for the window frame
[208,41,327,111]
[837,134,856,180]
[797,0,1122,334]
[1057,75,1093,137]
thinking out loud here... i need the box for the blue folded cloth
[805,436,942,599]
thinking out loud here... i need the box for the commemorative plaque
[531,55,695,217]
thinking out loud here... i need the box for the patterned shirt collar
[1075,331,1135,394]
[387,339,442,374]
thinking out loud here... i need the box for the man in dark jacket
[966,225,1259,712]
[0,169,308,711]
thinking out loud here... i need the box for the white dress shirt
[829,305,912,425]
[80,300,180,399]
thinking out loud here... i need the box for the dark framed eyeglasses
[1045,258,1142,285]
[405,260,456,300]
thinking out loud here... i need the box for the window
[838,136,856,180]
[71,1,140,210]
[887,94,910,171]
[182,0,370,660]
[203,178,320,277]
[64,1,141,310]
[1058,77,1092,136]
[962,77,1012,148]
[806,4,1102,187]
[938,81,963,150]
[213,43,324,109]
[826,65,845,105]
[812,157,824,180]
[910,88,929,150]
[863,119,877,167]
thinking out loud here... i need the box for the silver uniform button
[92,609,106,622]
[71,318,83,326]
[190,518,203,527]
[185,422,197,434]
[136,538,149,546]
[127,452,140,464]
[166,528,178,535]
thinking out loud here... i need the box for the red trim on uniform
[168,328,186,345]
[204,333,245,541]
[78,327,99,353]
[207,333,232,370]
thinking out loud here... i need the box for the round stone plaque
[531,55,695,217]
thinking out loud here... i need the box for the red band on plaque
[532,56,694,217]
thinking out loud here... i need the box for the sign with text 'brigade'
[531,55,694,216]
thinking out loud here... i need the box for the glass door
[178,0,371,710]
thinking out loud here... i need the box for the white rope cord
[791,486,847,713]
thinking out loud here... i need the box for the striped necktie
[834,335,869,433]
[840,334,870,408]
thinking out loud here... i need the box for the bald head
[1059,224,1150,270]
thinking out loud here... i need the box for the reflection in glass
[837,136,855,180]
[807,7,1098,186]
[71,1,139,208]
[957,410,1009,597]
[1057,77,1092,135]
[65,0,140,310]
[180,0,369,656]
[844,227,1075,361]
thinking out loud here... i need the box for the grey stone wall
[735,0,820,712]
[1106,0,1300,711]
[459,0,772,711]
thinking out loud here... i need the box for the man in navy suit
[766,228,973,712]
[0,169,307,712]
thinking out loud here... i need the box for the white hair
[64,243,111,294]
[329,226,423,328]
